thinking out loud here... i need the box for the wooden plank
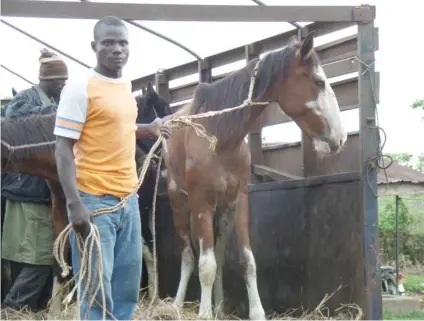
[1,1,375,22]
[169,59,361,104]
[132,22,357,90]
[252,165,303,181]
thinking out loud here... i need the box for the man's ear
[91,41,96,53]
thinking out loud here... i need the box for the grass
[383,310,424,320]
[404,274,424,293]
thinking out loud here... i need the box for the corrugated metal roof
[378,162,424,185]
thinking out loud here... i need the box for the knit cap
[38,48,68,80]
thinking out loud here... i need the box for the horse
[0,84,173,316]
[162,32,347,320]
[134,82,173,300]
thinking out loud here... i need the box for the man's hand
[151,118,172,139]
[68,201,93,238]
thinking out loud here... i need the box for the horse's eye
[315,79,325,89]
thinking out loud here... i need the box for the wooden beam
[132,23,358,90]
[358,20,382,320]
[252,165,302,181]
[2,1,375,22]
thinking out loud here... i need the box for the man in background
[1,49,68,312]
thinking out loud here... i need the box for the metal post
[395,195,400,295]
[358,13,382,320]
[198,58,212,83]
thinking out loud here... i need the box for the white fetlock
[249,306,266,320]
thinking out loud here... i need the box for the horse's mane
[1,112,57,161]
[179,42,300,145]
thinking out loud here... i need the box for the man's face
[45,78,66,98]
[92,25,129,71]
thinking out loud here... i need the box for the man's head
[38,48,68,100]
[91,16,129,75]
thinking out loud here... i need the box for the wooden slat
[252,165,303,181]
[131,22,358,90]
[169,58,360,104]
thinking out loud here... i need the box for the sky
[1,0,423,157]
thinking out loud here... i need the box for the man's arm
[135,114,173,139]
[53,80,87,206]
[55,137,81,205]
[53,79,92,234]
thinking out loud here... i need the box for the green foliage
[384,311,424,320]
[388,152,424,173]
[403,274,424,292]
[411,98,424,110]
[379,196,424,265]
[417,154,424,173]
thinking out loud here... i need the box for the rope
[147,151,162,311]
[50,58,269,320]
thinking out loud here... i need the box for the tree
[389,153,413,168]
[417,154,424,172]
[412,98,424,111]
[388,152,424,173]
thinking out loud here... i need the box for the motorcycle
[381,265,405,295]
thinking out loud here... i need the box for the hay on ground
[0,293,363,321]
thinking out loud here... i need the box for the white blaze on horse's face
[306,65,347,155]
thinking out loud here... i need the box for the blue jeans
[68,191,142,320]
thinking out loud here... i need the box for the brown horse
[1,113,69,318]
[163,32,346,320]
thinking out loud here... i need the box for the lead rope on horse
[52,59,269,320]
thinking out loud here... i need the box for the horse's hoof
[215,308,226,320]
[249,308,266,320]
[198,309,213,320]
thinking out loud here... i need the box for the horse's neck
[219,103,268,151]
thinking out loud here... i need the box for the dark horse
[0,83,173,317]
[134,82,173,300]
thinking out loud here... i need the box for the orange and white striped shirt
[54,69,138,198]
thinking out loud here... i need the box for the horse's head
[257,31,346,156]
[135,82,172,124]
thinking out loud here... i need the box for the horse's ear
[147,82,155,94]
[141,86,146,96]
[12,87,17,97]
[299,31,315,62]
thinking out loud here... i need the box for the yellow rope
[51,59,269,320]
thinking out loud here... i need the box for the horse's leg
[189,194,216,319]
[141,235,158,302]
[213,204,235,319]
[234,191,266,320]
[45,181,70,319]
[169,185,193,309]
